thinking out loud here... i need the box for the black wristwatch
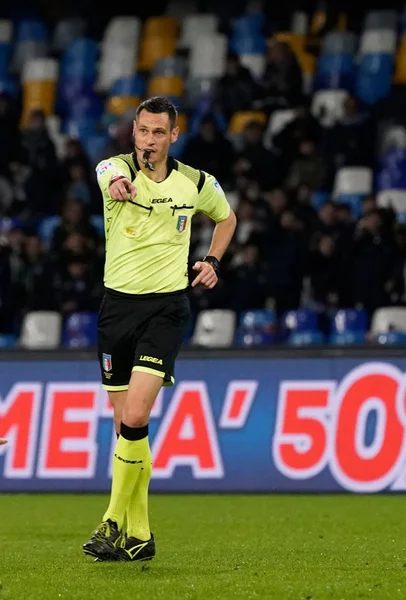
[203,255,220,276]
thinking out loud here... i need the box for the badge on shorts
[177,216,187,232]
[103,353,112,372]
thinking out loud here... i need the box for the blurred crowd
[1,41,406,336]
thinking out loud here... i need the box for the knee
[122,405,149,428]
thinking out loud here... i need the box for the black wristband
[202,255,220,276]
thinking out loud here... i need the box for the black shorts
[97,287,191,391]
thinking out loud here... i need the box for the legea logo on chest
[150,197,173,204]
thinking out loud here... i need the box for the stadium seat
[229,111,267,134]
[189,33,227,78]
[330,331,366,345]
[138,36,176,71]
[62,312,98,348]
[377,190,406,222]
[331,308,368,333]
[106,95,140,116]
[282,308,318,333]
[321,31,357,54]
[52,17,86,53]
[19,311,62,349]
[21,58,58,125]
[364,10,398,31]
[333,167,373,196]
[314,52,355,91]
[375,331,406,345]
[311,89,348,128]
[235,309,276,345]
[288,331,325,345]
[144,16,178,39]
[38,215,61,248]
[178,13,219,49]
[0,334,17,348]
[147,75,184,97]
[192,309,236,347]
[355,53,393,105]
[263,109,296,148]
[371,307,406,334]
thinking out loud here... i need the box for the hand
[0,438,7,445]
[109,178,137,201]
[191,261,218,289]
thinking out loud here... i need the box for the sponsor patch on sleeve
[96,160,114,179]
[213,179,224,195]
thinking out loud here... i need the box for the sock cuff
[120,422,149,441]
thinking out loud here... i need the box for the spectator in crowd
[50,198,100,256]
[0,91,21,178]
[351,210,397,315]
[308,234,345,312]
[285,137,328,191]
[273,101,323,165]
[180,115,235,186]
[54,257,102,315]
[20,233,57,311]
[254,41,303,113]
[323,94,375,170]
[212,52,258,120]
[227,244,267,314]
[234,121,282,190]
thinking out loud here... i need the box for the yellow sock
[126,438,152,541]
[103,429,148,529]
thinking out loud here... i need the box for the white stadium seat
[333,167,373,196]
[371,307,406,334]
[192,309,236,347]
[311,89,348,128]
[19,311,62,349]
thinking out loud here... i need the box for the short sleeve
[95,157,132,195]
[196,172,231,222]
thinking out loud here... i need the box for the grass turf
[1,494,406,599]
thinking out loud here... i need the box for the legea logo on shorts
[139,355,163,365]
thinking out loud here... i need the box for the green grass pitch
[1,494,406,599]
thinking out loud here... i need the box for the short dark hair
[136,96,178,129]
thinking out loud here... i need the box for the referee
[83,96,236,562]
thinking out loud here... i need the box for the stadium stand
[1,1,406,348]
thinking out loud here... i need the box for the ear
[170,126,179,144]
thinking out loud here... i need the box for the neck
[140,156,168,182]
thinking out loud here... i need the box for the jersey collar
[132,153,177,182]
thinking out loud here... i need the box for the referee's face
[133,111,179,168]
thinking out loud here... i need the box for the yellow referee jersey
[96,153,231,295]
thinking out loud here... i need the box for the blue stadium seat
[335,193,364,217]
[230,14,266,54]
[377,148,406,191]
[38,216,60,247]
[283,309,318,333]
[288,331,325,346]
[0,43,11,78]
[0,334,17,348]
[329,331,366,345]
[235,309,276,346]
[314,52,355,91]
[375,331,406,345]
[331,308,368,333]
[82,133,110,163]
[62,116,99,140]
[0,79,18,96]
[311,191,330,210]
[355,53,393,105]
[170,133,188,159]
[60,38,99,83]
[90,215,105,236]
[62,312,98,348]
[110,74,146,97]
[15,19,48,42]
